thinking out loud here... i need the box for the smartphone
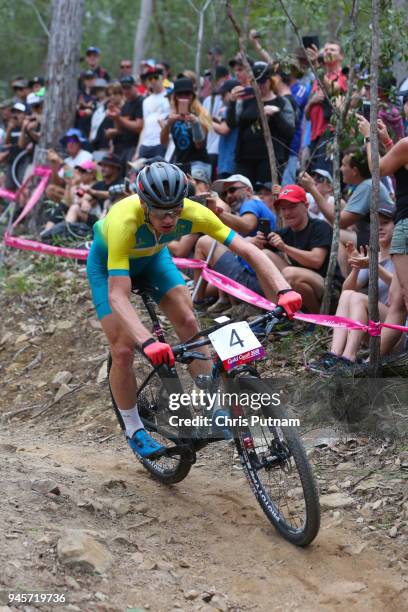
[239,87,254,98]
[178,98,190,115]
[258,218,271,236]
[362,100,371,120]
[302,35,320,50]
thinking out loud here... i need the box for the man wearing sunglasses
[87,161,301,458]
[137,67,170,159]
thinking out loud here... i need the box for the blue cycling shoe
[211,409,233,440]
[127,428,166,458]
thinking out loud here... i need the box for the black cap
[252,61,272,83]
[208,46,223,55]
[100,154,123,168]
[217,78,240,95]
[172,77,194,95]
[215,65,229,80]
[86,46,100,55]
[378,201,396,219]
[119,75,135,86]
[254,181,272,191]
[28,76,44,88]
[82,69,96,79]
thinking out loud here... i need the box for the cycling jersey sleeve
[185,200,236,245]
[105,205,138,275]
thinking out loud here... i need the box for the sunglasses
[147,75,160,81]
[148,205,183,219]
[13,86,24,91]
[312,174,329,183]
[120,64,132,69]
[222,185,243,197]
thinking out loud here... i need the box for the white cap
[313,168,333,183]
[212,174,253,194]
[26,93,43,106]
[12,102,26,113]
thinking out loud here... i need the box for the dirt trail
[0,422,406,612]
[0,260,407,611]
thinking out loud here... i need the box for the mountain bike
[107,288,320,547]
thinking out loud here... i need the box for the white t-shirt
[58,149,93,178]
[140,91,170,147]
[203,94,223,155]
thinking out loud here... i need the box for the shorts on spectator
[214,251,263,295]
[390,219,408,255]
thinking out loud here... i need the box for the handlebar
[172,305,285,362]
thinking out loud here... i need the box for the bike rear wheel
[232,377,320,546]
[107,353,193,485]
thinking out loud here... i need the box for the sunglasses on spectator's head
[148,204,183,219]
[120,63,131,69]
[222,185,244,197]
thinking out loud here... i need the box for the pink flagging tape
[3,235,408,337]
[12,170,52,228]
[4,232,88,260]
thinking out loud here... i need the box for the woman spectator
[309,204,395,373]
[89,78,109,161]
[160,77,212,177]
[226,61,296,184]
[358,114,408,356]
[94,83,124,158]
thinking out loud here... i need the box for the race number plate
[208,321,265,371]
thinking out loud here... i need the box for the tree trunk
[194,0,212,81]
[35,0,84,160]
[368,0,382,376]
[133,0,153,77]
[320,124,341,314]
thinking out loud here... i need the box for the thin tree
[226,0,279,186]
[367,0,381,376]
[279,0,359,313]
[35,0,84,162]
[133,0,153,77]
[186,0,213,80]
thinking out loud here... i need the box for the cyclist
[87,161,302,458]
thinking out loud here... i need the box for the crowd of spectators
[1,39,408,373]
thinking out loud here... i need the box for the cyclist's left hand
[277,290,302,319]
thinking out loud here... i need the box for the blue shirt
[218,106,238,175]
[237,198,276,275]
[290,80,312,155]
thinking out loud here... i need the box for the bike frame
[134,288,284,455]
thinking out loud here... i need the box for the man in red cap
[265,184,342,312]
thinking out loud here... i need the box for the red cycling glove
[141,338,175,367]
[277,290,302,319]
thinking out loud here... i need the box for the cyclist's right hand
[141,339,175,367]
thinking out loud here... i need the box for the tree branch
[23,0,50,37]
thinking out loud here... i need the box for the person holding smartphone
[160,77,212,177]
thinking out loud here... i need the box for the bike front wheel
[231,377,320,547]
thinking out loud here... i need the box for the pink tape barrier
[2,233,407,336]
[12,168,52,228]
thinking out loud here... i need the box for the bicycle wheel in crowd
[231,377,320,546]
[11,149,31,188]
[107,353,192,485]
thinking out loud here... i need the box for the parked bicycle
[108,288,320,547]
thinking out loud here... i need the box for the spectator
[157,60,173,92]
[202,65,230,177]
[304,40,347,172]
[300,148,394,249]
[305,169,333,220]
[254,181,275,210]
[226,61,296,183]
[137,67,170,159]
[228,54,253,87]
[361,72,404,143]
[28,76,44,94]
[2,102,26,188]
[190,166,211,194]
[0,99,13,146]
[83,154,123,205]
[76,70,96,138]
[207,46,224,67]
[213,78,240,178]
[265,184,343,313]
[89,78,109,161]
[93,82,124,158]
[46,129,93,203]
[11,78,28,107]
[177,69,199,92]
[106,75,143,163]
[118,59,133,79]
[308,204,395,373]
[403,93,408,137]
[82,46,110,83]
[193,174,277,311]
[160,77,212,176]
[18,93,43,149]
